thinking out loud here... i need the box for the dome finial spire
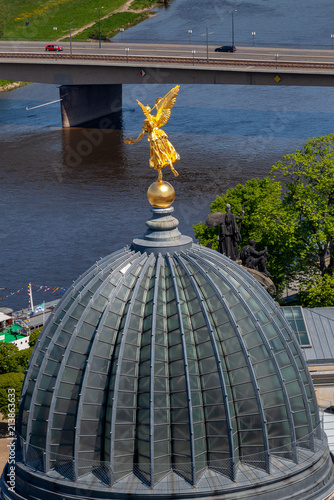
[124,85,180,208]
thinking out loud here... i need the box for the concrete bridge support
[59,84,122,128]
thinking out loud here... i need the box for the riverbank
[60,0,164,42]
[0,81,28,92]
[3,0,166,42]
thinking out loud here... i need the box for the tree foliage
[29,328,42,348]
[0,372,25,418]
[0,343,20,374]
[0,332,40,416]
[0,342,33,375]
[14,346,33,371]
[271,134,334,277]
[299,274,334,308]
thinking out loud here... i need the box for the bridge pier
[59,84,122,128]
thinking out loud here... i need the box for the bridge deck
[1,51,334,73]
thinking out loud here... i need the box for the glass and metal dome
[2,202,333,500]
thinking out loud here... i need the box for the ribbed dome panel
[17,244,319,489]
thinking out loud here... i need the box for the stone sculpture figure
[205,204,244,260]
[240,239,272,277]
[124,85,180,182]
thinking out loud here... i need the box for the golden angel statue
[124,85,180,182]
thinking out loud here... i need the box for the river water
[1,0,334,310]
[113,0,334,49]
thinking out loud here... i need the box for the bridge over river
[1,42,334,127]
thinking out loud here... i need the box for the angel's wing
[155,85,180,128]
[136,100,151,119]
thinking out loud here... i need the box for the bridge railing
[1,51,334,70]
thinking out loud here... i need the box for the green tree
[13,347,33,372]
[193,177,300,296]
[0,341,33,375]
[0,372,25,418]
[0,343,20,374]
[29,328,42,348]
[299,274,334,308]
[271,134,334,278]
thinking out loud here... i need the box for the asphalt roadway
[1,40,334,65]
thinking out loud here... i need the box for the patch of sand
[0,438,10,474]
[0,420,10,474]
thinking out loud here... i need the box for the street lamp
[275,53,278,69]
[65,20,75,57]
[331,34,334,49]
[201,26,214,63]
[252,31,256,47]
[188,29,192,45]
[192,49,196,65]
[53,27,57,43]
[229,9,237,47]
[95,7,104,49]
[120,27,124,43]
[125,47,129,62]
[206,27,209,61]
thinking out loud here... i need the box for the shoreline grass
[131,0,164,10]
[73,11,151,41]
[4,0,128,41]
[2,0,166,42]
[0,80,28,92]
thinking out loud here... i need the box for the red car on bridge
[45,44,63,51]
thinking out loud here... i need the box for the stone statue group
[205,205,272,278]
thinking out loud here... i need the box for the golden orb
[147,181,175,208]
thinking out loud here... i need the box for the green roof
[0,323,26,343]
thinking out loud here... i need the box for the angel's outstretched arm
[124,124,146,144]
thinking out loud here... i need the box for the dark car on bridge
[45,44,63,52]
[215,45,236,52]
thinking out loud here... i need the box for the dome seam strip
[176,252,236,480]
[109,253,155,474]
[167,253,196,485]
